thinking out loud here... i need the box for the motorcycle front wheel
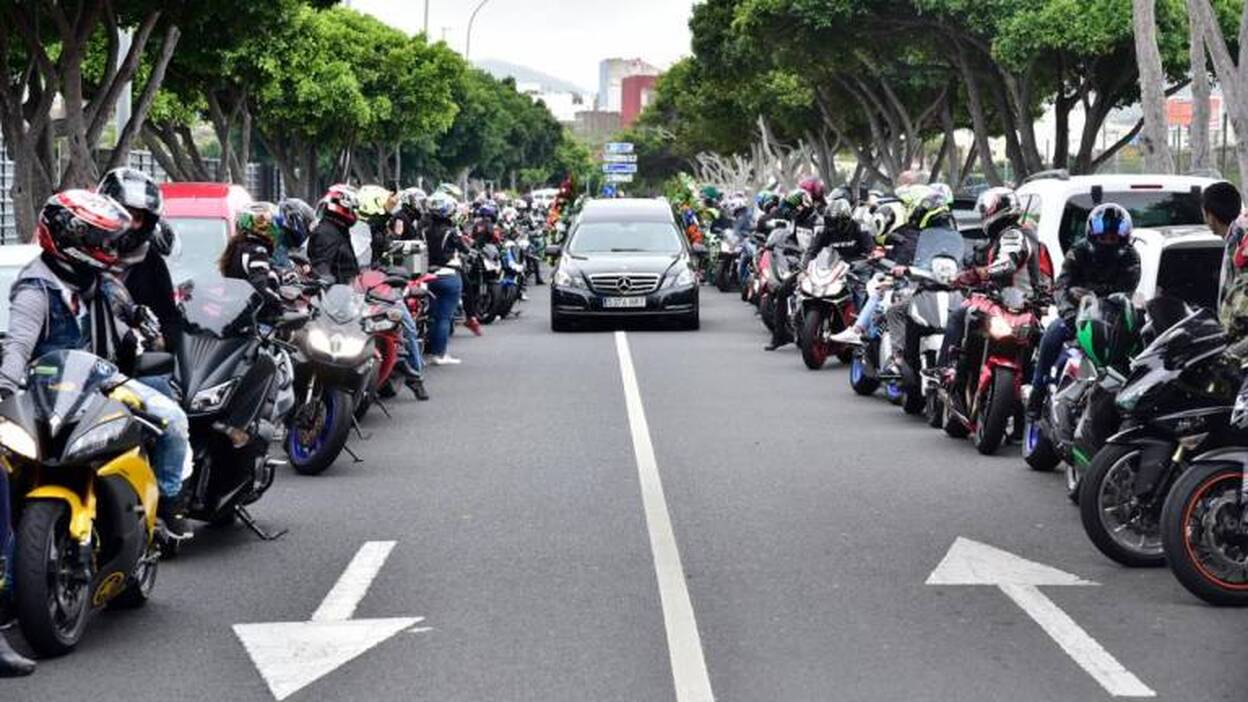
[1023,418,1061,472]
[479,283,501,324]
[972,367,1015,455]
[1161,461,1248,606]
[288,387,354,476]
[849,352,880,396]
[759,293,776,332]
[799,306,830,370]
[15,501,91,655]
[1078,444,1165,567]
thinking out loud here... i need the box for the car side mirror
[545,244,562,258]
[691,243,708,256]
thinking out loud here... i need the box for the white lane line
[310,540,397,622]
[614,331,715,702]
[999,584,1156,698]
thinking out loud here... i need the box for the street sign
[927,537,1155,698]
[603,153,638,164]
[606,174,634,183]
[604,142,635,154]
[234,541,429,700]
[602,163,638,174]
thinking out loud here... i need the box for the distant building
[516,81,589,124]
[620,74,658,128]
[571,110,622,145]
[597,58,659,112]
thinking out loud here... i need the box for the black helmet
[98,168,163,265]
[277,198,315,249]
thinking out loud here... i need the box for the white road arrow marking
[927,538,1155,698]
[233,540,425,701]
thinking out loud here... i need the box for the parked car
[1016,171,1216,279]
[160,182,252,284]
[0,245,42,329]
[548,198,701,331]
[1131,225,1223,310]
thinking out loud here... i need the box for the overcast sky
[348,0,696,92]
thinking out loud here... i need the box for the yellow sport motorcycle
[1,349,165,655]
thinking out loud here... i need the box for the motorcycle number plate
[603,296,646,309]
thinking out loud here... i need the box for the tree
[1188,0,1248,180]
[1134,0,1176,172]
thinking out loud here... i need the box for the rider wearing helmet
[97,168,180,352]
[1026,203,1140,419]
[425,192,474,362]
[393,188,427,241]
[220,202,284,313]
[802,197,874,266]
[357,185,396,267]
[1,191,192,542]
[309,184,361,284]
[274,198,315,268]
[939,186,1043,409]
[765,178,831,351]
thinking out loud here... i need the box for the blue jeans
[1032,318,1073,389]
[737,240,755,283]
[857,293,883,336]
[398,304,424,376]
[122,378,189,498]
[427,272,463,357]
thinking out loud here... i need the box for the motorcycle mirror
[545,244,562,258]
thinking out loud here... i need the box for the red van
[160,182,252,284]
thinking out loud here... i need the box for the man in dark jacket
[308,185,361,284]
[1026,202,1140,418]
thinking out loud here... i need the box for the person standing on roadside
[1205,181,1248,343]
[424,192,471,365]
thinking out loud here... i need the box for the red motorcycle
[937,285,1041,455]
[354,270,408,414]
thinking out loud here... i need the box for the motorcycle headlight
[988,316,1014,339]
[308,327,368,359]
[0,418,37,460]
[64,418,126,462]
[931,258,958,285]
[190,379,238,413]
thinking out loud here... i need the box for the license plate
[603,296,646,309]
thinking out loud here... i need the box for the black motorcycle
[172,275,306,542]
[1079,306,1239,567]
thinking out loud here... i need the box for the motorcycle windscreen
[26,350,117,435]
[321,284,364,325]
[911,227,965,271]
[179,274,264,338]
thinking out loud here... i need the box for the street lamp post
[465,0,491,61]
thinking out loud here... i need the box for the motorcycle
[715,228,744,293]
[170,275,305,543]
[938,285,1041,455]
[848,271,905,405]
[1079,306,1239,567]
[2,350,165,654]
[354,269,410,414]
[1022,294,1141,495]
[467,241,504,325]
[286,282,376,475]
[758,222,802,335]
[794,248,859,369]
[494,235,525,319]
[896,228,965,417]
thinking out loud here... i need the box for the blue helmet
[1086,203,1133,245]
[428,192,458,220]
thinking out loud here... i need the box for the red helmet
[798,177,827,204]
[320,184,359,226]
[36,190,132,273]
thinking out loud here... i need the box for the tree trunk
[1132,0,1176,173]
[140,125,188,181]
[1188,18,1212,172]
[950,41,1003,185]
[103,24,181,174]
[1189,0,1248,181]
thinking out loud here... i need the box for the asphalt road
[6,282,1244,701]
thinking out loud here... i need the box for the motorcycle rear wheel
[972,368,1015,455]
[15,501,90,656]
[760,293,776,332]
[479,284,501,324]
[1161,462,1248,606]
[715,259,733,293]
[1078,444,1164,567]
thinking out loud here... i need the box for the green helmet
[1075,293,1140,371]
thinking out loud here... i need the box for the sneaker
[465,317,483,336]
[520,292,530,301]
[157,496,193,541]
[430,354,462,366]
[406,377,430,401]
[828,327,865,346]
[0,629,35,677]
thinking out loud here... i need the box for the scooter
[794,248,858,369]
